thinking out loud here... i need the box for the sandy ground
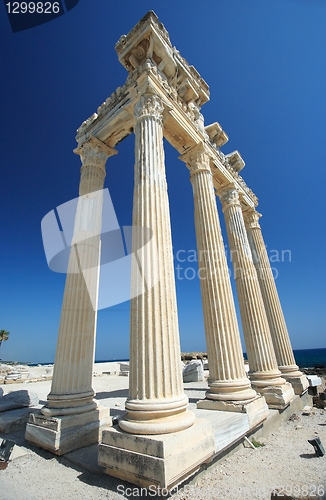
[0,364,325,500]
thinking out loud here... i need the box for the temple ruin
[26,11,309,489]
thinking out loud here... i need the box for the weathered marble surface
[0,407,39,433]
[118,93,194,436]
[220,187,295,408]
[0,390,38,412]
[26,407,110,456]
[99,418,215,489]
[181,145,257,404]
[244,208,308,394]
[183,360,204,383]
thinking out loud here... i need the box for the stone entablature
[75,12,258,209]
[115,11,210,107]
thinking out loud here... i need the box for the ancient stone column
[41,137,117,415]
[180,146,268,420]
[243,208,308,394]
[119,94,195,434]
[220,187,294,407]
[26,137,115,454]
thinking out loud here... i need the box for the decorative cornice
[114,10,209,110]
[115,11,172,60]
[222,155,258,206]
[205,122,229,148]
[225,151,245,173]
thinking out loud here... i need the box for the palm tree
[0,330,10,349]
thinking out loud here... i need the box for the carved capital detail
[134,94,164,121]
[180,144,211,177]
[243,209,262,230]
[74,136,117,172]
[79,144,108,172]
[220,187,240,208]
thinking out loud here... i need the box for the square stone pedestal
[285,374,309,395]
[25,407,111,455]
[254,382,295,409]
[197,395,269,428]
[98,418,216,489]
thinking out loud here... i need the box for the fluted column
[243,208,308,394]
[220,187,294,406]
[119,94,195,435]
[181,145,257,403]
[42,137,117,416]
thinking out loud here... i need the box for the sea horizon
[1,347,326,369]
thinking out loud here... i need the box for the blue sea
[242,348,326,369]
[24,350,326,368]
[292,348,326,369]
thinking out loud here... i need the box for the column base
[206,380,257,402]
[197,395,269,428]
[98,418,215,489]
[283,374,309,395]
[25,406,111,455]
[253,381,295,409]
[278,365,302,378]
[119,409,195,435]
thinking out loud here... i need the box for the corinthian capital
[220,187,240,208]
[74,136,117,172]
[243,208,262,229]
[179,144,211,176]
[134,94,164,121]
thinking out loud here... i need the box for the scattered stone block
[0,407,39,433]
[0,390,39,412]
[5,371,22,381]
[26,407,111,455]
[183,360,204,382]
[306,375,322,387]
[203,359,209,370]
[302,405,313,416]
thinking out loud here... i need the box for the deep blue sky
[1,0,325,363]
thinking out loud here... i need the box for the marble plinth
[98,418,215,489]
[253,381,294,409]
[197,395,269,429]
[25,406,110,455]
[283,374,309,395]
